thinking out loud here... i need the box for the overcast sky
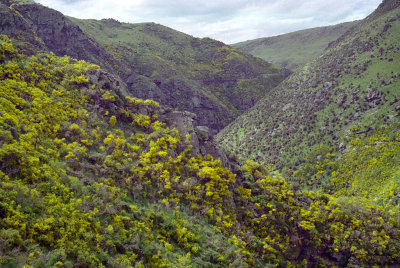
[35,0,382,44]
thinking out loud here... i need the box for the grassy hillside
[233,21,358,71]
[217,0,400,172]
[0,0,284,134]
[67,18,284,133]
[1,34,400,267]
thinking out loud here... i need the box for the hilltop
[0,0,284,133]
[233,21,358,71]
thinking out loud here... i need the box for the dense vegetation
[233,21,358,71]
[0,0,284,133]
[218,0,400,172]
[1,0,400,266]
[217,2,400,264]
[290,124,400,204]
[1,27,400,267]
[68,18,283,132]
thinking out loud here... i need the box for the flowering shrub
[1,35,399,267]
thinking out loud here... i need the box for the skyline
[35,0,382,44]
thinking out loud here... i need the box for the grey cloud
[35,0,382,43]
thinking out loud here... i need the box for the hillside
[0,0,120,71]
[2,0,400,266]
[233,21,358,71]
[68,18,283,133]
[1,33,400,267]
[0,0,284,134]
[217,0,400,172]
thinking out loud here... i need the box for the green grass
[217,3,400,172]
[69,18,284,133]
[233,21,358,71]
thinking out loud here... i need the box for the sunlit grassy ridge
[233,21,358,71]
[1,34,400,267]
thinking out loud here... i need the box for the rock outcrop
[81,67,230,164]
[10,2,120,72]
[159,110,229,165]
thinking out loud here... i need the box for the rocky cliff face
[85,67,229,164]
[128,75,235,134]
[0,0,231,159]
[9,2,122,72]
[159,110,228,165]
[0,2,45,54]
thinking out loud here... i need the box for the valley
[0,0,400,266]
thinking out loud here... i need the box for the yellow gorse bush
[1,35,400,267]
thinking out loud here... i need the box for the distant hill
[233,21,358,71]
[217,0,400,172]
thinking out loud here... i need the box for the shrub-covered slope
[233,21,358,71]
[1,35,400,267]
[69,18,283,133]
[0,0,284,133]
[217,0,400,171]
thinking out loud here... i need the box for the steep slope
[217,0,400,171]
[69,18,284,133]
[0,0,284,133]
[233,21,358,71]
[1,35,400,267]
[0,0,121,71]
